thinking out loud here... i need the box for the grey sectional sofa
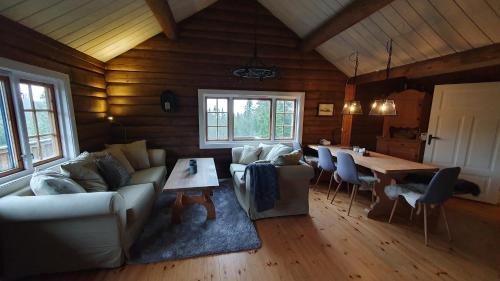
[230,147,314,220]
[0,149,167,279]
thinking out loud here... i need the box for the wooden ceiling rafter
[354,42,500,84]
[145,0,178,40]
[299,0,395,53]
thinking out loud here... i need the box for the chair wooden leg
[388,197,399,223]
[347,185,358,216]
[330,181,342,204]
[314,169,324,187]
[327,173,335,199]
[371,183,375,204]
[441,205,452,242]
[409,207,414,222]
[423,204,429,246]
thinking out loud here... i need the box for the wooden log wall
[105,0,347,176]
[0,16,109,152]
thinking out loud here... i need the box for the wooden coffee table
[163,158,219,224]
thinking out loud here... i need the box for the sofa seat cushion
[117,184,155,228]
[230,163,247,176]
[129,166,167,193]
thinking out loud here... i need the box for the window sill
[0,157,70,197]
[200,140,295,149]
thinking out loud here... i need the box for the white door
[423,82,500,204]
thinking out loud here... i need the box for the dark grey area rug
[128,182,261,264]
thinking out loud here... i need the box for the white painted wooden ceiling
[0,0,216,62]
[259,0,500,76]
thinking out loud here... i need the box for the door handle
[427,134,440,145]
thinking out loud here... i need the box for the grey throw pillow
[30,170,86,195]
[60,152,108,192]
[96,153,131,190]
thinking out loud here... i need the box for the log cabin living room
[0,0,499,280]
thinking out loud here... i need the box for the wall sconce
[107,116,127,142]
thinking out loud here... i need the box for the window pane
[29,137,40,162]
[218,99,227,112]
[218,113,227,126]
[284,113,294,126]
[207,127,217,140]
[36,112,53,135]
[19,83,32,110]
[276,100,284,113]
[0,84,17,173]
[276,113,283,126]
[285,100,295,113]
[233,99,271,139]
[275,126,283,138]
[207,113,217,126]
[31,85,50,110]
[283,126,293,138]
[39,135,58,160]
[207,99,217,112]
[25,112,37,136]
[218,127,228,140]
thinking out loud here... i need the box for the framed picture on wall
[318,103,334,116]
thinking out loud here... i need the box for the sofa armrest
[276,162,315,180]
[148,149,166,167]
[232,147,244,163]
[0,192,126,224]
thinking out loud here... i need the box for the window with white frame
[198,89,305,149]
[0,58,79,187]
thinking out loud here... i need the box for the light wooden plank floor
[36,184,500,281]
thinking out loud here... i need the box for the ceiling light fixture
[342,51,363,115]
[369,39,397,116]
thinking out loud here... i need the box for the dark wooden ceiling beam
[299,0,394,52]
[145,0,178,40]
[354,43,500,84]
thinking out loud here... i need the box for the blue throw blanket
[243,163,279,212]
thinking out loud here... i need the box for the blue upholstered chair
[331,152,379,215]
[385,167,461,246]
[314,147,338,199]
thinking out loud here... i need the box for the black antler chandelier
[232,2,278,80]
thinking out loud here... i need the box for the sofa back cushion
[239,145,262,164]
[106,140,150,170]
[265,144,293,161]
[60,152,108,192]
[271,150,303,166]
[96,153,131,190]
[30,171,86,195]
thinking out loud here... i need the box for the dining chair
[314,147,337,199]
[331,152,379,215]
[385,167,461,246]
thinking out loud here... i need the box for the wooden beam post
[300,0,394,52]
[355,43,500,84]
[145,0,178,40]
[341,83,356,146]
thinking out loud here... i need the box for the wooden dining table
[308,145,438,219]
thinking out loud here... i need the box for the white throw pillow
[258,143,275,160]
[239,145,262,165]
[265,144,293,161]
[31,170,86,195]
[106,140,150,170]
[60,152,108,192]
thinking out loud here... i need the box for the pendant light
[342,51,363,115]
[232,2,277,80]
[369,39,397,116]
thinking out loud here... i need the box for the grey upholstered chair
[385,167,461,246]
[331,152,378,215]
[314,147,338,199]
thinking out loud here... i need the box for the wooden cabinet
[376,89,431,162]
